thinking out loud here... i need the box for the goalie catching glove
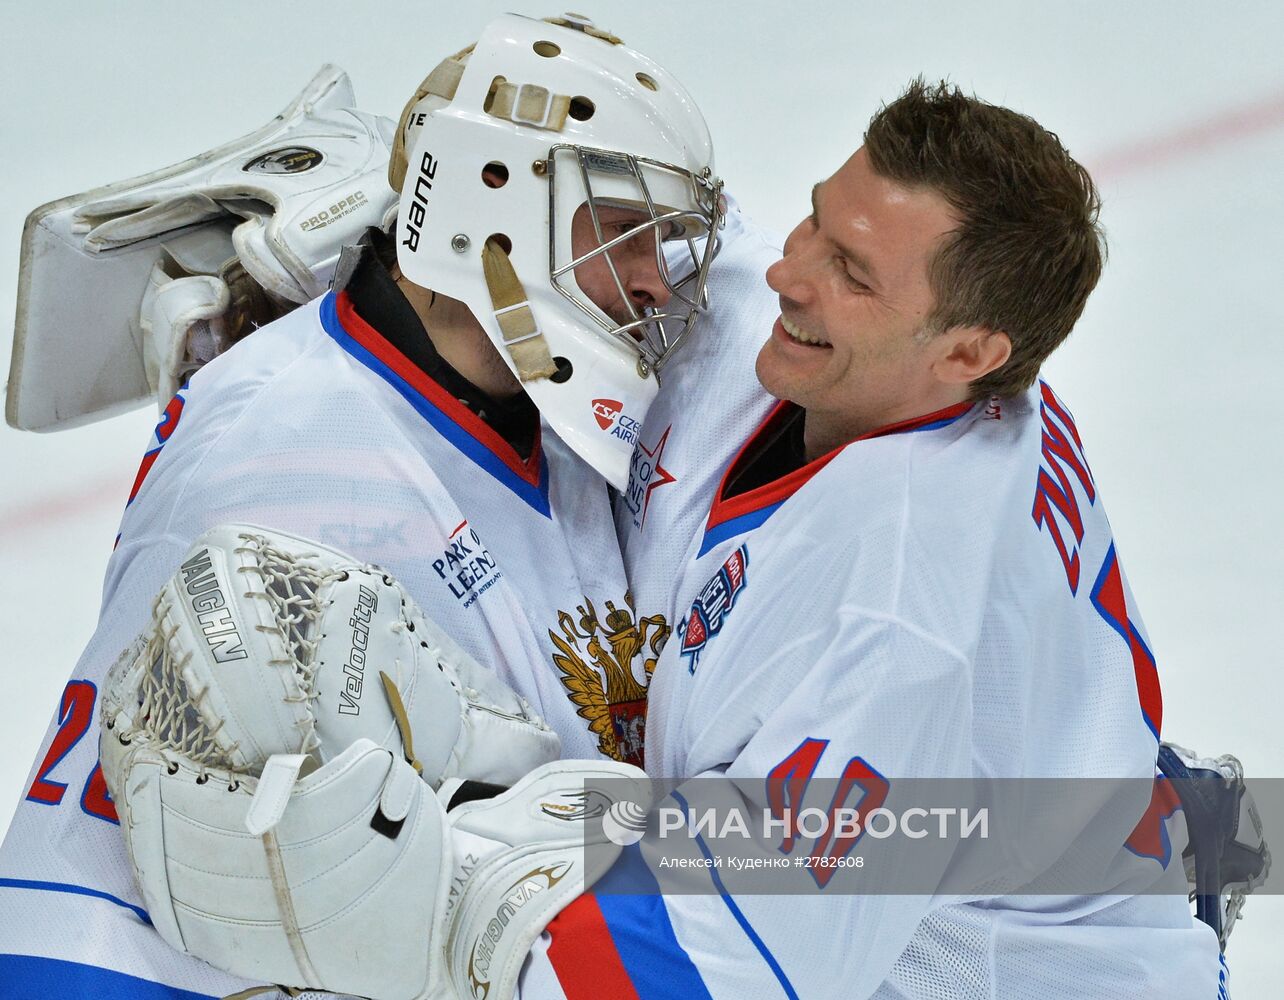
[101,523,560,786]
[101,524,647,999]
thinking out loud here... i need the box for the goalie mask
[392,13,724,488]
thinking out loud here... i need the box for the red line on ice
[0,471,126,544]
[1091,90,1284,179]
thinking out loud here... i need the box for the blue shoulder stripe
[697,501,783,556]
[319,293,552,518]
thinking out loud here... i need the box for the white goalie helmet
[392,13,723,488]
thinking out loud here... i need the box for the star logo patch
[624,424,677,529]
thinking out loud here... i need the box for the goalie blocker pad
[7,64,396,432]
[101,733,647,1000]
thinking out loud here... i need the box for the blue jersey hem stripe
[671,790,799,1000]
[0,877,150,924]
[0,955,216,1000]
[319,293,552,518]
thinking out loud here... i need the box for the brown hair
[864,78,1105,399]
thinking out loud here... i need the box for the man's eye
[836,258,869,291]
[599,223,634,244]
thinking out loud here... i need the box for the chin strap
[482,237,557,381]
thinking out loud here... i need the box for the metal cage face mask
[546,143,724,378]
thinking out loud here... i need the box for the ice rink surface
[1,0,1281,992]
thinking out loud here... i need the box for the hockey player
[0,14,727,996]
[88,79,1251,1000]
[614,194,783,622]
[538,80,1234,998]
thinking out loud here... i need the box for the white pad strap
[246,754,309,836]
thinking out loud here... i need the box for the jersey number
[766,738,889,888]
[25,680,119,825]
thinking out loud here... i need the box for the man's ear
[931,326,1011,385]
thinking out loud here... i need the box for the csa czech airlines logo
[677,544,749,674]
[591,397,640,446]
[592,398,622,430]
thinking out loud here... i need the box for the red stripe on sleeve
[127,449,161,504]
[546,895,641,1000]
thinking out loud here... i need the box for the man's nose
[620,234,671,312]
[765,220,816,302]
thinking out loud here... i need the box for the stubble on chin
[753,339,795,404]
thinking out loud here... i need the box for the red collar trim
[706,397,977,534]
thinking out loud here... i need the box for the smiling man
[555,80,1230,999]
[756,147,1013,457]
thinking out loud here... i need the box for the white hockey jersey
[0,290,662,997]
[523,384,1227,999]
[615,199,782,624]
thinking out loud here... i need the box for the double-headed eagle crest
[550,596,668,768]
